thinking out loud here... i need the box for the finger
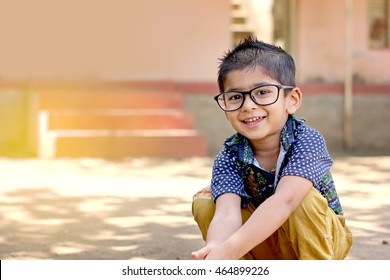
[191,251,201,260]
[191,247,208,260]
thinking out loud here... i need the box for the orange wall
[0,0,230,82]
[296,0,390,85]
[1,0,389,85]
[352,0,390,84]
[296,0,346,83]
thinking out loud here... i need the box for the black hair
[217,37,296,93]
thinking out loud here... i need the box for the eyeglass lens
[217,85,279,111]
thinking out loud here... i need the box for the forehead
[224,67,279,91]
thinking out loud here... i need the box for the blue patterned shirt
[211,115,343,215]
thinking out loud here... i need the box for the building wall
[2,0,389,85]
[296,0,390,84]
[296,0,345,83]
[0,0,230,82]
[352,0,390,84]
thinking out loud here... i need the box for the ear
[286,87,302,114]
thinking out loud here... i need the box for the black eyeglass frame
[213,84,295,112]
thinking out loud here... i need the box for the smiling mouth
[242,116,265,126]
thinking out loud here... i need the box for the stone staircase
[37,88,208,159]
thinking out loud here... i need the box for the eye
[253,90,269,97]
[253,86,274,96]
[225,92,243,101]
[259,90,270,95]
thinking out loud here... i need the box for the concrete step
[37,89,209,158]
[39,90,183,110]
[47,109,194,130]
[47,130,208,158]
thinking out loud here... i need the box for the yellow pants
[192,187,353,260]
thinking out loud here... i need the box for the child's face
[223,67,300,146]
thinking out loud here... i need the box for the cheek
[275,98,290,114]
[225,112,237,122]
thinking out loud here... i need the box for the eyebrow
[225,82,273,92]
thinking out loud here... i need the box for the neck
[251,135,280,171]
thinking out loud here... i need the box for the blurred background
[0,0,389,159]
[0,0,389,261]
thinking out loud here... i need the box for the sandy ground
[0,155,389,260]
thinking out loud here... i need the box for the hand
[192,242,236,260]
[191,245,211,260]
[203,244,236,260]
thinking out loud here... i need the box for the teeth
[244,117,261,123]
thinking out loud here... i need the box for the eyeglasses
[214,84,294,112]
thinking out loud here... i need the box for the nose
[241,92,258,111]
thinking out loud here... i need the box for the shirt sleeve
[211,147,251,204]
[281,125,333,186]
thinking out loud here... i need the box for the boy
[191,37,352,260]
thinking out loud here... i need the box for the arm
[192,193,242,260]
[205,175,312,260]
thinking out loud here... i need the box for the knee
[192,188,215,240]
[192,188,215,223]
[299,188,328,215]
[292,188,328,218]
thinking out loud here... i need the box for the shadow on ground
[0,188,202,260]
[332,156,390,259]
[343,197,390,260]
[0,155,389,260]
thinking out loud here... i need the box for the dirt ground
[0,154,389,260]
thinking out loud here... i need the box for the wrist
[222,238,242,260]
